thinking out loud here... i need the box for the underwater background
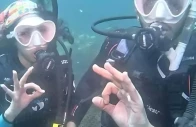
[0,1,138,126]
[0,0,138,84]
[57,0,138,84]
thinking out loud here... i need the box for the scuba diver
[0,1,137,127]
[0,0,76,127]
[70,0,196,127]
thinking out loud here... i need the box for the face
[16,38,48,63]
[134,0,191,40]
[13,16,56,64]
[138,11,188,40]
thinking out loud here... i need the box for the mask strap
[6,31,14,39]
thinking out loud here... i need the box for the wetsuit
[71,28,196,127]
[0,52,75,127]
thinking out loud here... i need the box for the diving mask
[7,16,56,46]
[134,0,191,24]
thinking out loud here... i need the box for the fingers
[30,91,45,100]
[102,82,119,104]
[104,63,135,92]
[122,72,140,102]
[0,84,14,98]
[93,62,141,104]
[24,83,45,101]
[13,70,20,91]
[92,64,121,88]
[104,62,124,82]
[92,96,115,116]
[93,64,113,81]
[95,62,140,103]
[19,67,34,87]
[24,83,45,93]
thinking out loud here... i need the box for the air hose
[175,74,196,127]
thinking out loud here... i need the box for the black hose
[91,16,137,40]
[184,74,196,119]
[175,74,196,127]
[58,40,73,125]
[51,0,73,123]
[51,0,58,24]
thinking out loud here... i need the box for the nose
[155,2,167,21]
[31,31,44,46]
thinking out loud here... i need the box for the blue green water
[57,0,138,83]
[0,0,138,84]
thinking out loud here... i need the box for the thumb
[30,90,45,101]
[92,96,115,116]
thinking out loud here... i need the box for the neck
[18,52,32,69]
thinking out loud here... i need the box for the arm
[0,105,26,126]
[0,67,45,126]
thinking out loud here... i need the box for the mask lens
[15,26,33,45]
[144,0,157,14]
[165,0,187,15]
[135,0,190,16]
[37,21,56,42]
[14,21,56,46]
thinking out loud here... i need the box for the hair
[0,8,58,56]
[0,1,73,57]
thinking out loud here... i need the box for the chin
[30,57,36,64]
[28,52,36,62]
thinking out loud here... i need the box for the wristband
[0,113,13,127]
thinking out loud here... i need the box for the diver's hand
[92,62,153,127]
[1,67,45,122]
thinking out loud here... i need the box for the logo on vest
[32,102,45,111]
[4,77,10,82]
[61,60,68,64]
[182,56,194,61]
[146,105,160,115]
[32,98,48,111]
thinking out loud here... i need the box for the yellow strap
[53,123,63,127]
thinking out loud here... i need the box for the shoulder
[0,54,12,65]
[0,54,14,116]
[0,54,13,83]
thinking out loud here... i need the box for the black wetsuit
[0,52,74,127]
[71,28,196,127]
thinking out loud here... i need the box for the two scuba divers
[0,0,139,127]
[0,0,76,127]
[71,0,196,127]
[0,1,150,127]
